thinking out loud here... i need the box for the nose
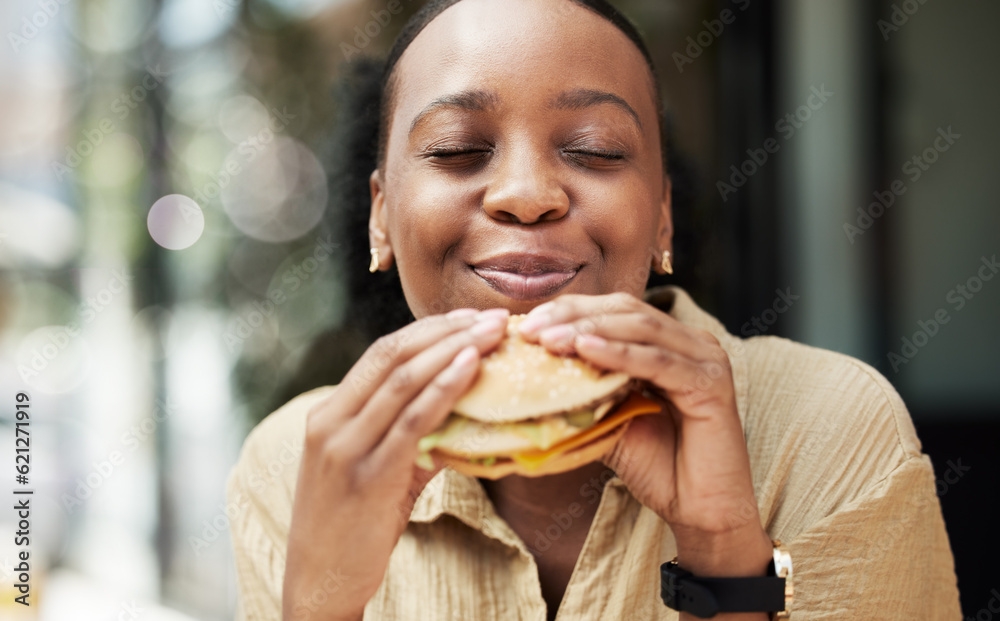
[482,146,569,224]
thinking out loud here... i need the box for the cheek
[605,214,657,291]
[576,177,661,282]
[388,178,470,260]
[579,180,660,235]
[386,175,476,316]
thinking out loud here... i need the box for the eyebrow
[408,90,500,135]
[407,87,642,135]
[548,88,642,131]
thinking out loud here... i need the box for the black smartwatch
[660,540,793,619]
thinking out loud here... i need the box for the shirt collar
[410,286,748,539]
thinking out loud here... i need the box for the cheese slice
[511,392,663,469]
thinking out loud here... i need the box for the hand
[518,293,772,579]
[282,308,509,621]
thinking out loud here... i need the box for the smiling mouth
[471,255,581,301]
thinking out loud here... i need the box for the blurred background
[0,0,996,618]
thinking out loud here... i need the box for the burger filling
[414,391,663,471]
[417,399,617,461]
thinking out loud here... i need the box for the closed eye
[565,148,625,160]
[563,147,627,167]
[421,146,493,169]
[425,147,490,157]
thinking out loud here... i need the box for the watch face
[771,543,794,619]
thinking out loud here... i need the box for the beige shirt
[227,286,961,620]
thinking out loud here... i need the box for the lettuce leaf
[414,451,436,471]
[565,410,595,428]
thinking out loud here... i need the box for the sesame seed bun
[452,314,631,422]
[421,314,660,479]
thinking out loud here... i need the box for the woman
[227,0,960,619]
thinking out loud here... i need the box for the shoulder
[737,335,926,519]
[741,335,920,454]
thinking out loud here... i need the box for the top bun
[452,314,631,423]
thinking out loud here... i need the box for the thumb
[601,414,675,478]
[410,459,444,496]
[391,461,444,527]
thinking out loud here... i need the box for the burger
[417,314,664,479]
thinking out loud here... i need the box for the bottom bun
[433,419,632,479]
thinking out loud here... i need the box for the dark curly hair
[328,0,697,344]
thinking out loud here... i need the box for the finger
[310,309,506,438]
[346,308,506,402]
[343,318,506,454]
[368,343,484,475]
[517,292,640,337]
[573,335,733,415]
[535,310,712,360]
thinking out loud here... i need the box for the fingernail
[576,334,607,349]
[447,308,478,319]
[539,324,573,346]
[475,308,510,322]
[440,346,479,385]
[519,312,552,335]
[471,318,504,336]
[451,345,479,368]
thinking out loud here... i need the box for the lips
[472,253,581,301]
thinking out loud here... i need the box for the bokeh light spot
[147,194,205,250]
[221,137,326,243]
[218,94,270,144]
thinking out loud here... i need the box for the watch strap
[661,561,787,617]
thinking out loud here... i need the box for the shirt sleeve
[227,449,287,621]
[784,452,961,619]
[227,387,331,620]
[743,337,961,619]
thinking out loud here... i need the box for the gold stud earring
[661,250,674,275]
[369,247,380,273]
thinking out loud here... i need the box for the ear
[368,169,394,271]
[652,176,674,274]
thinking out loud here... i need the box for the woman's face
[371,0,672,317]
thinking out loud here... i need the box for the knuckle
[444,328,475,349]
[610,291,636,310]
[321,439,362,478]
[705,340,730,365]
[372,333,401,358]
[414,313,445,332]
[708,355,732,378]
[396,409,425,437]
[638,312,661,332]
[303,418,328,453]
[695,328,719,345]
[387,365,417,393]
[430,365,460,390]
[651,347,672,368]
[303,399,336,449]
[703,360,725,379]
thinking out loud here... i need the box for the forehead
[387,0,657,130]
